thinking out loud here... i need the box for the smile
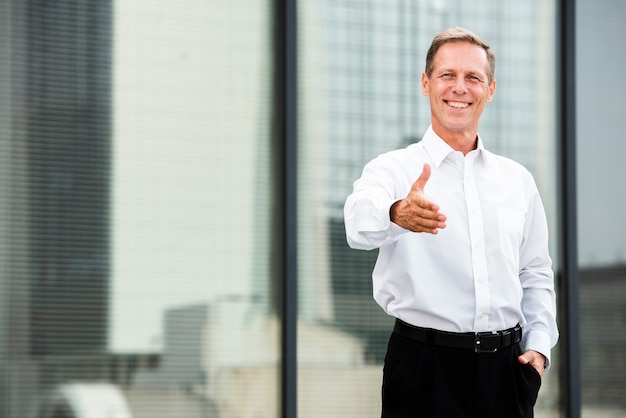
[446,101,470,109]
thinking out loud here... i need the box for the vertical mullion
[558,0,580,417]
[276,0,298,417]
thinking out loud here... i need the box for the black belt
[394,319,522,353]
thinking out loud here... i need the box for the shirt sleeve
[518,177,559,369]
[344,155,411,250]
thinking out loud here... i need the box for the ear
[421,72,430,96]
[486,79,496,102]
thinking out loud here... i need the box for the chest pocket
[496,206,525,267]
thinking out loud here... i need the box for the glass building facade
[0,0,623,417]
[297,1,560,417]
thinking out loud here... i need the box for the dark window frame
[276,1,298,418]
[558,0,581,417]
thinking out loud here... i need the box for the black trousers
[381,330,541,418]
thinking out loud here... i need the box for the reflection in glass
[1,1,277,417]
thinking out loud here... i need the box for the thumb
[411,163,432,193]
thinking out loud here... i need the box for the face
[422,41,496,142]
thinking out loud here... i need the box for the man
[344,27,558,418]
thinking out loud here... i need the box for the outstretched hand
[390,164,447,234]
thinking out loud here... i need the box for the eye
[467,74,482,83]
[440,73,454,79]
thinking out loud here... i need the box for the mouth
[445,100,470,109]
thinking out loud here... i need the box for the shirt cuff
[523,328,553,372]
[388,219,411,237]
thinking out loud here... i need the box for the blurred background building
[0,0,624,417]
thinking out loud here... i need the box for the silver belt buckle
[474,331,499,353]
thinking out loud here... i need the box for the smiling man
[344,27,558,418]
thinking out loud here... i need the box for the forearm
[344,191,406,250]
[520,285,558,370]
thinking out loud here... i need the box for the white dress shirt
[344,126,558,363]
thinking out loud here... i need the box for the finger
[411,163,432,194]
[415,216,446,231]
[411,201,443,219]
[418,222,446,234]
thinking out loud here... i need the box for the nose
[452,77,467,94]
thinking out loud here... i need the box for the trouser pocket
[514,360,542,416]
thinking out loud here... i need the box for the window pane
[0,1,277,417]
[298,1,560,417]
[577,1,626,416]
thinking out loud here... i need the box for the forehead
[433,41,490,74]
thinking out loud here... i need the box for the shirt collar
[422,125,489,168]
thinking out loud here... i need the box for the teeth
[447,101,469,109]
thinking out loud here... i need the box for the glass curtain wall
[297,1,561,417]
[0,1,278,417]
[576,1,626,417]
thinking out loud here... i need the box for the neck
[432,125,478,155]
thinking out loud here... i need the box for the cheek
[476,87,492,103]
